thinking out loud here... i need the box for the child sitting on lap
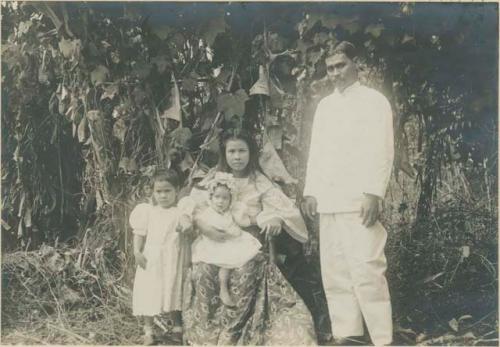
[191,173,261,306]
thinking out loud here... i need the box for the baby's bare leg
[219,268,236,307]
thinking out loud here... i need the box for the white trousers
[319,213,393,345]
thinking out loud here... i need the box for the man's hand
[360,193,380,227]
[301,196,318,221]
[261,217,282,240]
[134,252,147,270]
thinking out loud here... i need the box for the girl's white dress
[130,203,188,316]
[191,206,262,269]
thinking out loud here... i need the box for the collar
[334,81,361,95]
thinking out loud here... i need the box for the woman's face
[225,139,250,176]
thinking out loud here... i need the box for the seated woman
[182,129,317,345]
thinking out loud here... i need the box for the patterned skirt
[182,252,317,345]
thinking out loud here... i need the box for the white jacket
[303,82,394,213]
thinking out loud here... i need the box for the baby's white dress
[191,206,262,269]
[130,203,186,316]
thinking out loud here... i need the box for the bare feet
[220,288,236,307]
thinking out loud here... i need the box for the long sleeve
[361,95,394,199]
[256,180,308,243]
[303,99,326,199]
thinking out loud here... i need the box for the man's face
[325,53,358,92]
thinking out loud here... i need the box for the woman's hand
[134,252,147,269]
[261,217,282,239]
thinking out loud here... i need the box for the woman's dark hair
[151,168,181,189]
[217,128,262,175]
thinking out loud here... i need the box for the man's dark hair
[328,41,357,60]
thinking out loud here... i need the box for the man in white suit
[302,41,394,346]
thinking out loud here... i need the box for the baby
[191,173,261,306]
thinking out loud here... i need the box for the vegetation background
[1,2,497,345]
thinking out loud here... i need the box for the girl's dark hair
[216,128,262,175]
[151,168,181,189]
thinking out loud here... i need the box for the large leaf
[18,20,32,35]
[119,157,138,173]
[402,34,416,45]
[101,84,119,101]
[112,118,127,143]
[267,125,283,150]
[365,23,385,38]
[90,65,109,86]
[249,65,270,96]
[58,38,81,60]
[169,127,192,149]
[216,89,249,120]
[259,133,297,185]
[163,74,182,123]
[77,117,88,143]
[1,43,22,69]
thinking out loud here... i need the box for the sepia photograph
[1,1,498,345]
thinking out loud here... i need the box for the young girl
[191,172,262,306]
[130,169,192,345]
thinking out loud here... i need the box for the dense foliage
[1,2,497,345]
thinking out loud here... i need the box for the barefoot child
[191,173,261,306]
[130,169,191,345]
